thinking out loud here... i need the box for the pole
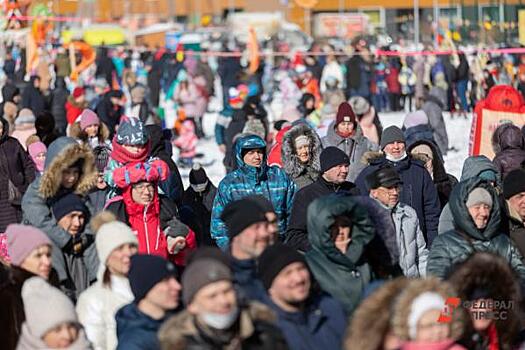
[433,0,439,48]
[414,0,420,48]
[304,8,311,36]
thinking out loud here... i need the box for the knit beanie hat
[116,117,148,146]
[52,193,89,222]
[93,145,111,173]
[466,187,493,208]
[128,254,178,302]
[403,110,429,129]
[28,141,47,173]
[72,87,85,98]
[335,102,356,126]
[320,146,350,173]
[96,221,138,265]
[407,292,445,340]
[257,243,306,290]
[221,197,268,240]
[79,109,100,130]
[504,169,525,199]
[22,277,78,339]
[380,126,406,150]
[189,163,209,192]
[294,135,310,148]
[349,96,371,116]
[15,108,35,125]
[182,258,232,305]
[6,224,51,266]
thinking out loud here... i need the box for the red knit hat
[72,87,85,98]
[335,102,356,126]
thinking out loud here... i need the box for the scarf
[386,151,408,163]
[111,137,150,164]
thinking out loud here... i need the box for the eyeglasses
[132,183,155,192]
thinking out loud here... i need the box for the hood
[491,123,524,153]
[116,303,165,336]
[459,155,499,182]
[235,134,267,169]
[1,83,19,103]
[145,125,167,158]
[449,178,501,240]
[404,124,435,149]
[407,139,447,181]
[307,195,375,266]
[39,137,97,198]
[281,123,321,178]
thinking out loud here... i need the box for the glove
[63,234,94,256]
[167,236,186,255]
[164,219,190,238]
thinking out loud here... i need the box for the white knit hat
[407,292,445,340]
[96,221,138,266]
[22,277,78,338]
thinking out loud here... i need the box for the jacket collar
[269,296,326,332]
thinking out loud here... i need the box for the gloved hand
[63,234,94,256]
[164,219,190,238]
[167,236,186,255]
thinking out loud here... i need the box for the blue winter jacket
[211,135,296,248]
[116,303,174,350]
[266,294,347,350]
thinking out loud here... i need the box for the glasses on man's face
[132,183,155,192]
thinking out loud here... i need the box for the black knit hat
[52,193,89,222]
[503,169,525,199]
[189,163,208,185]
[257,243,307,290]
[320,147,350,173]
[366,165,402,190]
[380,126,405,150]
[128,254,178,303]
[221,197,268,240]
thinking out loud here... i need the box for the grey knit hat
[182,258,232,305]
[380,126,405,150]
[466,187,493,208]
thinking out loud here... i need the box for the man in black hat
[367,166,428,277]
[285,147,358,252]
[355,126,440,246]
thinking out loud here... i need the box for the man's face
[383,141,406,159]
[269,262,311,307]
[145,276,181,311]
[188,280,237,315]
[57,211,85,235]
[61,167,80,189]
[232,221,274,259]
[371,185,401,208]
[509,192,525,220]
[323,164,349,184]
[468,204,491,229]
[131,182,155,206]
[243,149,264,168]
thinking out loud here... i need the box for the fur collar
[281,123,321,178]
[38,143,97,198]
[361,151,385,165]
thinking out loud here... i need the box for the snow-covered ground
[178,97,472,188]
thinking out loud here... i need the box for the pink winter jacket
[402,339,467,350]
[174,120,197,158]
[11,124,36,150]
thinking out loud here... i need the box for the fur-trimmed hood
[158,302,276,350]
[281,122,321,178]
[345,278,409,350]
[68,120,110,143]
[361,151,385,165]
[392,278,466,342]
[39,137,97,198]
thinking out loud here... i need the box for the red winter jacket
[65,97,86,125]
[267,126,292,167]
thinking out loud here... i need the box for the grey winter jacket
[422,87,449,155]
[438,155,499,234]
[321,122,378,182]
[281,123,322,189]
[392,202,429,277]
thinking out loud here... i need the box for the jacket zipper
[144,205,150,254]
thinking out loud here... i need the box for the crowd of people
[2,38,525,350]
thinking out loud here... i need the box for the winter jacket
[320,61,344,93]
[174,120,197,158]
[106,191,196,265]
[492,123,525,179]
[182,183,217,247]
[285,177,357,252]
[174,82,201,118]
[438,156,498,234]
[345,55,372,97]
[116,303,174,350]
[158,302,289,350]
[65,96,87,125]
[0,84,20,120]
[404,124,438,155]
[408,140,457,210]
[95,48,116,87]
[54,53,71,78]
[17,325,92,350]
[230,255,267,303]
[77,275,134,350]
[422,87,449,155]
[11,123,36,150]
[306,195,375,314]
[96,91,124,137]
[223,109,247,171]
[21,78,46,116]
[281,123,321,189]
[355,152,441,245]
[268,125,292,168]
[211,135,296,248]
[266,294,347,350]
[391,202,429,277]
[322,122,378,182]
[427,178,525,281]
[0,118,35,232]
[505,201,525,261]
[21,137,99,282]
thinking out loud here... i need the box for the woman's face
[42,323,79,348]
[416,309,450,343]
[85,124,99,138]
[20,244,52,279]
[295,144,310,163]
[305,99,315,110]
[107,243,138,276]
[61,167,80,189]
[469,298,494,332]
[122,144,145,154]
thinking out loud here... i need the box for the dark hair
[103,266,112,287]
